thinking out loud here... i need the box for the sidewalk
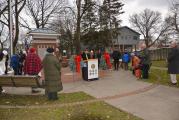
[62,69,179,120]
[2,68,179,120]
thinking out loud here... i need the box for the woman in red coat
[75,54,81,73]
[104,52,112,69]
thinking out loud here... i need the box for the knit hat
[46,48,54,53]
[29,47,36,53]
[2,50,8,55]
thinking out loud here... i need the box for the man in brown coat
[42,48,63,100]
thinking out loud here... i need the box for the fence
[149,48,171,61]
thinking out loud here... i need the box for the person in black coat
[81,49,90,60]
[112,48,121,70]
[18,50,26,75]
[167,40,179,85]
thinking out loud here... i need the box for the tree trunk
[13,0,19,54]
[75,0,81,54]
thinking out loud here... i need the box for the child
[132,53,141,79]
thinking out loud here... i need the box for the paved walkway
[2,68,179,120]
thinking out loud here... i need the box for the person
[24,47,42,93]
[81,49,90,80]
[112,48,121,70]
[100,53,107,70]
[96,50,101,67]
[90,50,95,59]
[10,53,20,75]
[75,54,81,73]
[122,51,130,70]
[69,55,76,72]
[42,48,63,100]
[81,49,90,60]
[3,50,9,74]
[0,51,5,75]
[131,53,141,79]
[104,51,112,69]
[55,47,62,62]
[167,40,179,85]
[18,50,26,75]
[0,51,5,94]
[139,43,151,79]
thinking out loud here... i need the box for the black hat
[47,48,54,53]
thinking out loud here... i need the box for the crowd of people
[0,41,178,99]
[0,47,63,100]
[69,43,151,80]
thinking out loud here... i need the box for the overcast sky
[121,0,171,26]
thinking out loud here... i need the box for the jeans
[13,67,19,75]
[142,64,150,79]
[123,62,128,70]
[48,92,58,100]
[113,60,119,70]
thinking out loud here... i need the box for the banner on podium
[88,59,98,79]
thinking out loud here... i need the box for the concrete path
[2,69,179,120]
[62,70,179,120]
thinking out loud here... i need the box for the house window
[121,36,124,39]
[125,36,127,40]
[133,36,137,40]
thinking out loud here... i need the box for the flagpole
[9,0,13,56]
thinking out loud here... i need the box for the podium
[82,59,98,81]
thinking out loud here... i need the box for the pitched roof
[118,26,140,35]
[28,28,60,35]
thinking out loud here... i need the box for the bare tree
[168,0,179,34]
[129,9,170,47]
[0,0,26,53]
[26,0,65,28]
[50,8,76,54]
[13,0,26,52]
[0,23,8,50]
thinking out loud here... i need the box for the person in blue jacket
[10,54,20,75]
[122,51,130,70]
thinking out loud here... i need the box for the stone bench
[0,75,43,93]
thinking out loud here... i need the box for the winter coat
[24,53,42,75]
[122,53,130,63]
[69,55,76,72]
[43,53,63,92]
[81,52,90,60]
[10,54,19,69]
[112,51,121,60]
[75,55,81,73]
[168,47,179,74]
[140,48,151,65]
[132,56,141,69]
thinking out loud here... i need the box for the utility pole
[9,0,13,56]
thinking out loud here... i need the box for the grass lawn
[152,60,167,68]
[142,68,179,88]
[0,92,142,120]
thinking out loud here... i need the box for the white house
[112,26,140,52]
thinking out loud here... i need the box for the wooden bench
[0,75,43,91]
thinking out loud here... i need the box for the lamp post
[9,0,13,56]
